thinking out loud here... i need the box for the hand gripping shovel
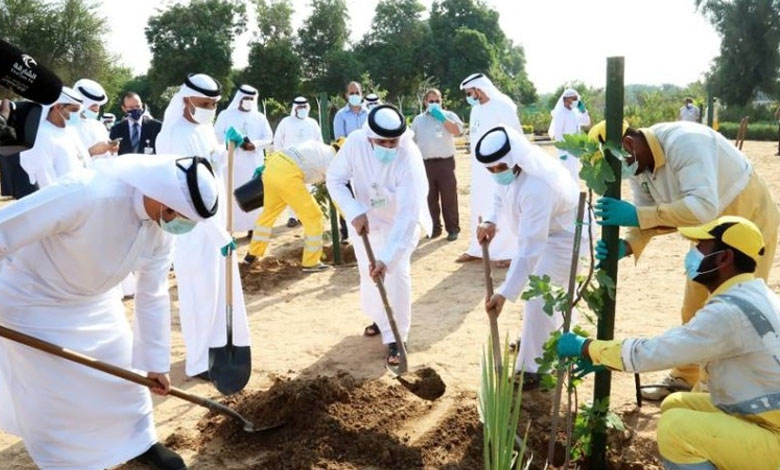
[0,324,281,433]
[359,231,409,376]
[209,140,251,395]
[478,217,503,376]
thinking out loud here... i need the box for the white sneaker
[302,263,330,273]
[640,374,692,401]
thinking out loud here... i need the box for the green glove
[572,358,606,380]
[225,126,244,149]
[577,100,586,113]
[220,238,237,257]
[430,106,447,123]
[557,332,588,358]
[595,239,628,269]
[594,197,639,227]
[252,165,265,180]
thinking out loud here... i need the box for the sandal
[387,342,401,366]
[363,323,380,337]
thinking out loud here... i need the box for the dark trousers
[424,156,459,234]
[777,123,780,154]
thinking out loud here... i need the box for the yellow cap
[331,137,347,152]
[679,216,765,262]
[587,120,629,143]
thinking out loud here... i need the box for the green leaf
[554,133,592,157]
[596,270,617,300]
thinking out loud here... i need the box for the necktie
[131,122,140,151]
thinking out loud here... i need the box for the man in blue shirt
[333,81,368,140]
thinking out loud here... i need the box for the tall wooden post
[590,56,624,469]
[317,92,342,265]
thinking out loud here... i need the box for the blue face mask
[684,247,724,280]
[427,102,441,113]
[348,94,362,106]
[466,95,480,107]
[295,108,309,119]
[492,168,515,185]
[373,144,398,164]
[127,108,144,121]
[621,159,639,179]
[160,213,197,235]
[62,109,80,126]
[84,108,99,120]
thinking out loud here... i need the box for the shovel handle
[478,227,503,375]
[225,141,235,343]
[0,324,233,419]
[359,232,409,373]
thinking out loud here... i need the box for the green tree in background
[241,0,302,103]
[296,0,350,91]
[697,0,780,106]
[145,0,247,111]
[0,0,126,105]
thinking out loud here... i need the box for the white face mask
[296,108,309,119]
[192,106,216,124]
[239,99,253,112]
[569,100,579,109]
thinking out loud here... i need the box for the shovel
[0,324,281,433]
[359,231,409,376]
[209,140,251,395]
[478,217,503,376]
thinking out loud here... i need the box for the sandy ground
[1,140,779,469]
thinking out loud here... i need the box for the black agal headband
[176,156,218,218]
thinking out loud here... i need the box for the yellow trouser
[673,172,779,385]
[658,393,780,470]
[248,153,323,267]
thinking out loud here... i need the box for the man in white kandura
[0,154,220,470]
[274,96,323,227]
[477,126,582,390]
[548,88,591,182]
[71,78,119,159]
[20,87,92,188]
[326,104,431,365]
[214,84,273,236]
[457,72,521,267]
[156,73,250,381]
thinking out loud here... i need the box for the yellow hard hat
[679,216,765,262]
[588,120,629,143]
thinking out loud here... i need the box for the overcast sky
[102,0,721,93]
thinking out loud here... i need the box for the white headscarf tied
[73,78,107,108]
[459,73,517,113]
[290,96,309,116]
[548,88,579,140]
[157,73,221,147]
[477,125,577,207]
[227,84,258,112]
[93,154,219,222]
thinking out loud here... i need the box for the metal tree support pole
[317,92,341,265]
[590,56,624,470]
[707,86,714,129]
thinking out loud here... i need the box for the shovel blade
[208,345,251,395]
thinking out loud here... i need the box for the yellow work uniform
[587,275,780,470]
[248,150,324,267]
[623,122,780,386]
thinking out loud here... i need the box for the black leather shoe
[195,371,210,381]
[133,442,186,470]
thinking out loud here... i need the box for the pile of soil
[322,243,357,265]
[163,373,660,470]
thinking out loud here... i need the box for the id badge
[370,184,389,209]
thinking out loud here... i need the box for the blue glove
[220,238,237,257]
[225,126,244,149]
[595,239,628,268]
[557,332,588,358]
[571,358,606,380]
[252,164,265,180]
[430,106,447,123]
[594,197,639,227]
[577,100,586,113]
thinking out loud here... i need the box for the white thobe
[326,130,430,344]
[72,117,110,158]
[549,107,591,182]
[214,108,273,231]
[156,120,250,377]
[0,171,173,470]
[20,121,90,188]
[485,172,580,373]
[467,99,522,260]
[274,116,323,219]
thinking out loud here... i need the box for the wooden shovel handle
[480,238,503,375]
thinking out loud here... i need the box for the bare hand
[0,99,10,120]
[90,141,118,156]
[370,260,387,282]
[485,293,506,317]
[241,141,256,151]
[477,222,496,244]
[147,372,171,396]
[352,214,369,235]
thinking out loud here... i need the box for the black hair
[121,91,141,107]
[712,239,757,274]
